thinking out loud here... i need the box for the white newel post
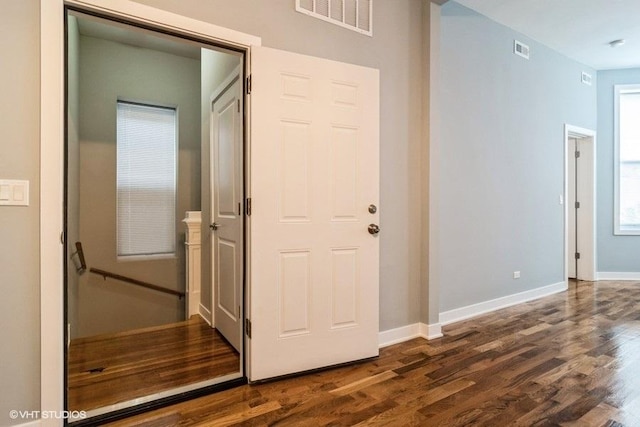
[183,211,202,318]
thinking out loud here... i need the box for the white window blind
[615,85,640,234]
[117,101,177,256]
[296,0,372,36]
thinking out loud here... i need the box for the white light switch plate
[0,180,29,206]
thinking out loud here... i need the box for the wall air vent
[581,72,593,86]
[514,40,530,60]
[296,0,373,37]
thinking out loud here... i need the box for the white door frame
[40,1,260,424]
[563,124,597,282]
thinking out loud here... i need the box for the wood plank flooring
[68,316,240,412]
[105,280,640,426]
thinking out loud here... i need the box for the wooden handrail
[71,242,87,273]
[89,268,185,299]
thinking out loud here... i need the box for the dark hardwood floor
[105,280,640,426]
[68,316,240,412]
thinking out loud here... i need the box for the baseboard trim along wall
[597,272,640,281]
[378,322,443,348]
[199,304,212,326]
[13,420,41,427]
[439,281,567,326]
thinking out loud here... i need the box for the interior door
[249,46,380,381]
[568,137,577,279]
[211,76,243,352]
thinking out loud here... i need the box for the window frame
[116,99,179,259]
[614,84,640,235]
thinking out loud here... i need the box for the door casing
[563,124,597,282]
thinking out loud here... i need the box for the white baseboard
[597,272,640,281]
[199,304,212,326]
[378,322,443,348]
[439,281,567,326]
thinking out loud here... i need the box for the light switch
[13,185,24,201]
[0,185,9,201]
[0,180,29,206]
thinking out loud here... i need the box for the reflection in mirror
[65,10,244,419]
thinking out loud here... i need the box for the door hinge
[245,197,252,216]
[60,231,65,245]
[575,201,580,209]
[245,318,252,339]
[246,75,252,95]
[237,99,240,112]
[575,150,581,158]
[575,252,581,260]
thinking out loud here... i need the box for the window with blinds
[116,101,177,257]
[296,0,372,36]
[615,86,640,234]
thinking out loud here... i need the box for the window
[615,84,640,234]
[117,101,177,257]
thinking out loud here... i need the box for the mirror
[65,10,245,418]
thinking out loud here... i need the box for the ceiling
[453,0,640,70]
[74,12,202,60]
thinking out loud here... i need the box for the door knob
[210,222,219,231]
[368,224,380,235]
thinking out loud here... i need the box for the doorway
[43,2,381,422]
[564,125,596,282]
[65,9,245,419]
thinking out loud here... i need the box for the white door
[568,138,577,279]
[249,46,380,381]
[211,76,243,352]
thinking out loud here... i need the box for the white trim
[41,1,261,422]
[199,304,213,326]
[597,272,640,281]
[421,322,444,340]
[40,1,65,425]
[378,322,443,348]
[564,124,597,282]
[439,281,567,326]
[614,84,640,235]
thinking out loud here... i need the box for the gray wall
[437,2,597,312]
[75,35,201,337]
[597,68,640,272]
[0,1,41,424]
[133,0,425,331]
[200,49,242,312]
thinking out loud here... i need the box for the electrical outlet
[513,271,521,279]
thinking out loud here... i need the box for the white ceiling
[74,12,202,60]
[454,0,640,70]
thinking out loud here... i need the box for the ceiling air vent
[514,40,530,59]
[296,0,373,37]
[581,72,593,86]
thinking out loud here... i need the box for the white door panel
[212,77,243,352]
[568,138,577,279]
[249,46,380,381]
